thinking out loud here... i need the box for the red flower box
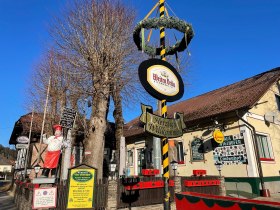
[142,169,160,176]
[193,169,206,176]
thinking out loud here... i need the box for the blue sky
[0,0,279,147]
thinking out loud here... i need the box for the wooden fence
[181,176,221,195]
[53,179,108,210]
[52,179,108,210]
[13,176,222,209]
[117,177,175,209]
[13,179,108,210]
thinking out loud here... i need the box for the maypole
[159,0,170,209]
[133,1,194,210]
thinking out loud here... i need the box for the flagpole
[37,75,51,165]
[24,107,34,177]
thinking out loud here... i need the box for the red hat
[53,124,62,131]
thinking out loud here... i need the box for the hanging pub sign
[138,59,184,102]
[140,104,186,138]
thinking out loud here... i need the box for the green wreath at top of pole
[133,17,194,57]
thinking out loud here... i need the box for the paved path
[0,191,17,210]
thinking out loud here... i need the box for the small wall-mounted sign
[139,104,186,138]
[32,187,57,209]
[16,136,29,144]
[16,144,29,149]
[213,129,224,144]
[138,59,184,102]
[190,138,205,162]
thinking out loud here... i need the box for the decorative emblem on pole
[133,17,194,57]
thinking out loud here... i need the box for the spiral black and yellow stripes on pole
[159,0,170,209]
[159,0,166,61]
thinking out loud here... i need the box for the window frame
[176,140,185,165]
[275,94,280,111]
[126,149,134,167]
[168,139,186,165]
[256,132,275,162]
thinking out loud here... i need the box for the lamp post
[34,164,41,178]
[215,162,223,177]
[170,160,178,178]
[109,160,117,180]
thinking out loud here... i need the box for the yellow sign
[67,168,95,209]
[213,129,224,144]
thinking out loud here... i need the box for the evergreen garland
[133,17,194,56]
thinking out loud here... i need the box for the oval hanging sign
[16,136,29,144]
[213,129,224,144]
[138,59,184,102]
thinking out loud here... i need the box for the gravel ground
[0,191,17,210]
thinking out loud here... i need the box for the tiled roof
[124,67,280,137]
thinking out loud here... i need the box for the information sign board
[213,135,248,165]
[67,168,96,209]
[32,187,57,209]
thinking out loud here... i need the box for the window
[127,150,133,166]
[275,94,280,111]
[256,134,274,161]
[169,140,185,164]
[177,142,185,164]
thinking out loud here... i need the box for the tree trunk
[112,83,124,177]
[84,85,110,179]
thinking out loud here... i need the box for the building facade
[123,67,280,196]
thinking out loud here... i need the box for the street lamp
[170,160,178,178]
[215,162,223,177]
[27,169,32,175]
[109,160,117,180]
[34,164,41,178]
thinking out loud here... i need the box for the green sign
[67,166,96,209]
[140,104,186,138]
[72,171,93,182]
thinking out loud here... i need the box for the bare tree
[48,0,139,178]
